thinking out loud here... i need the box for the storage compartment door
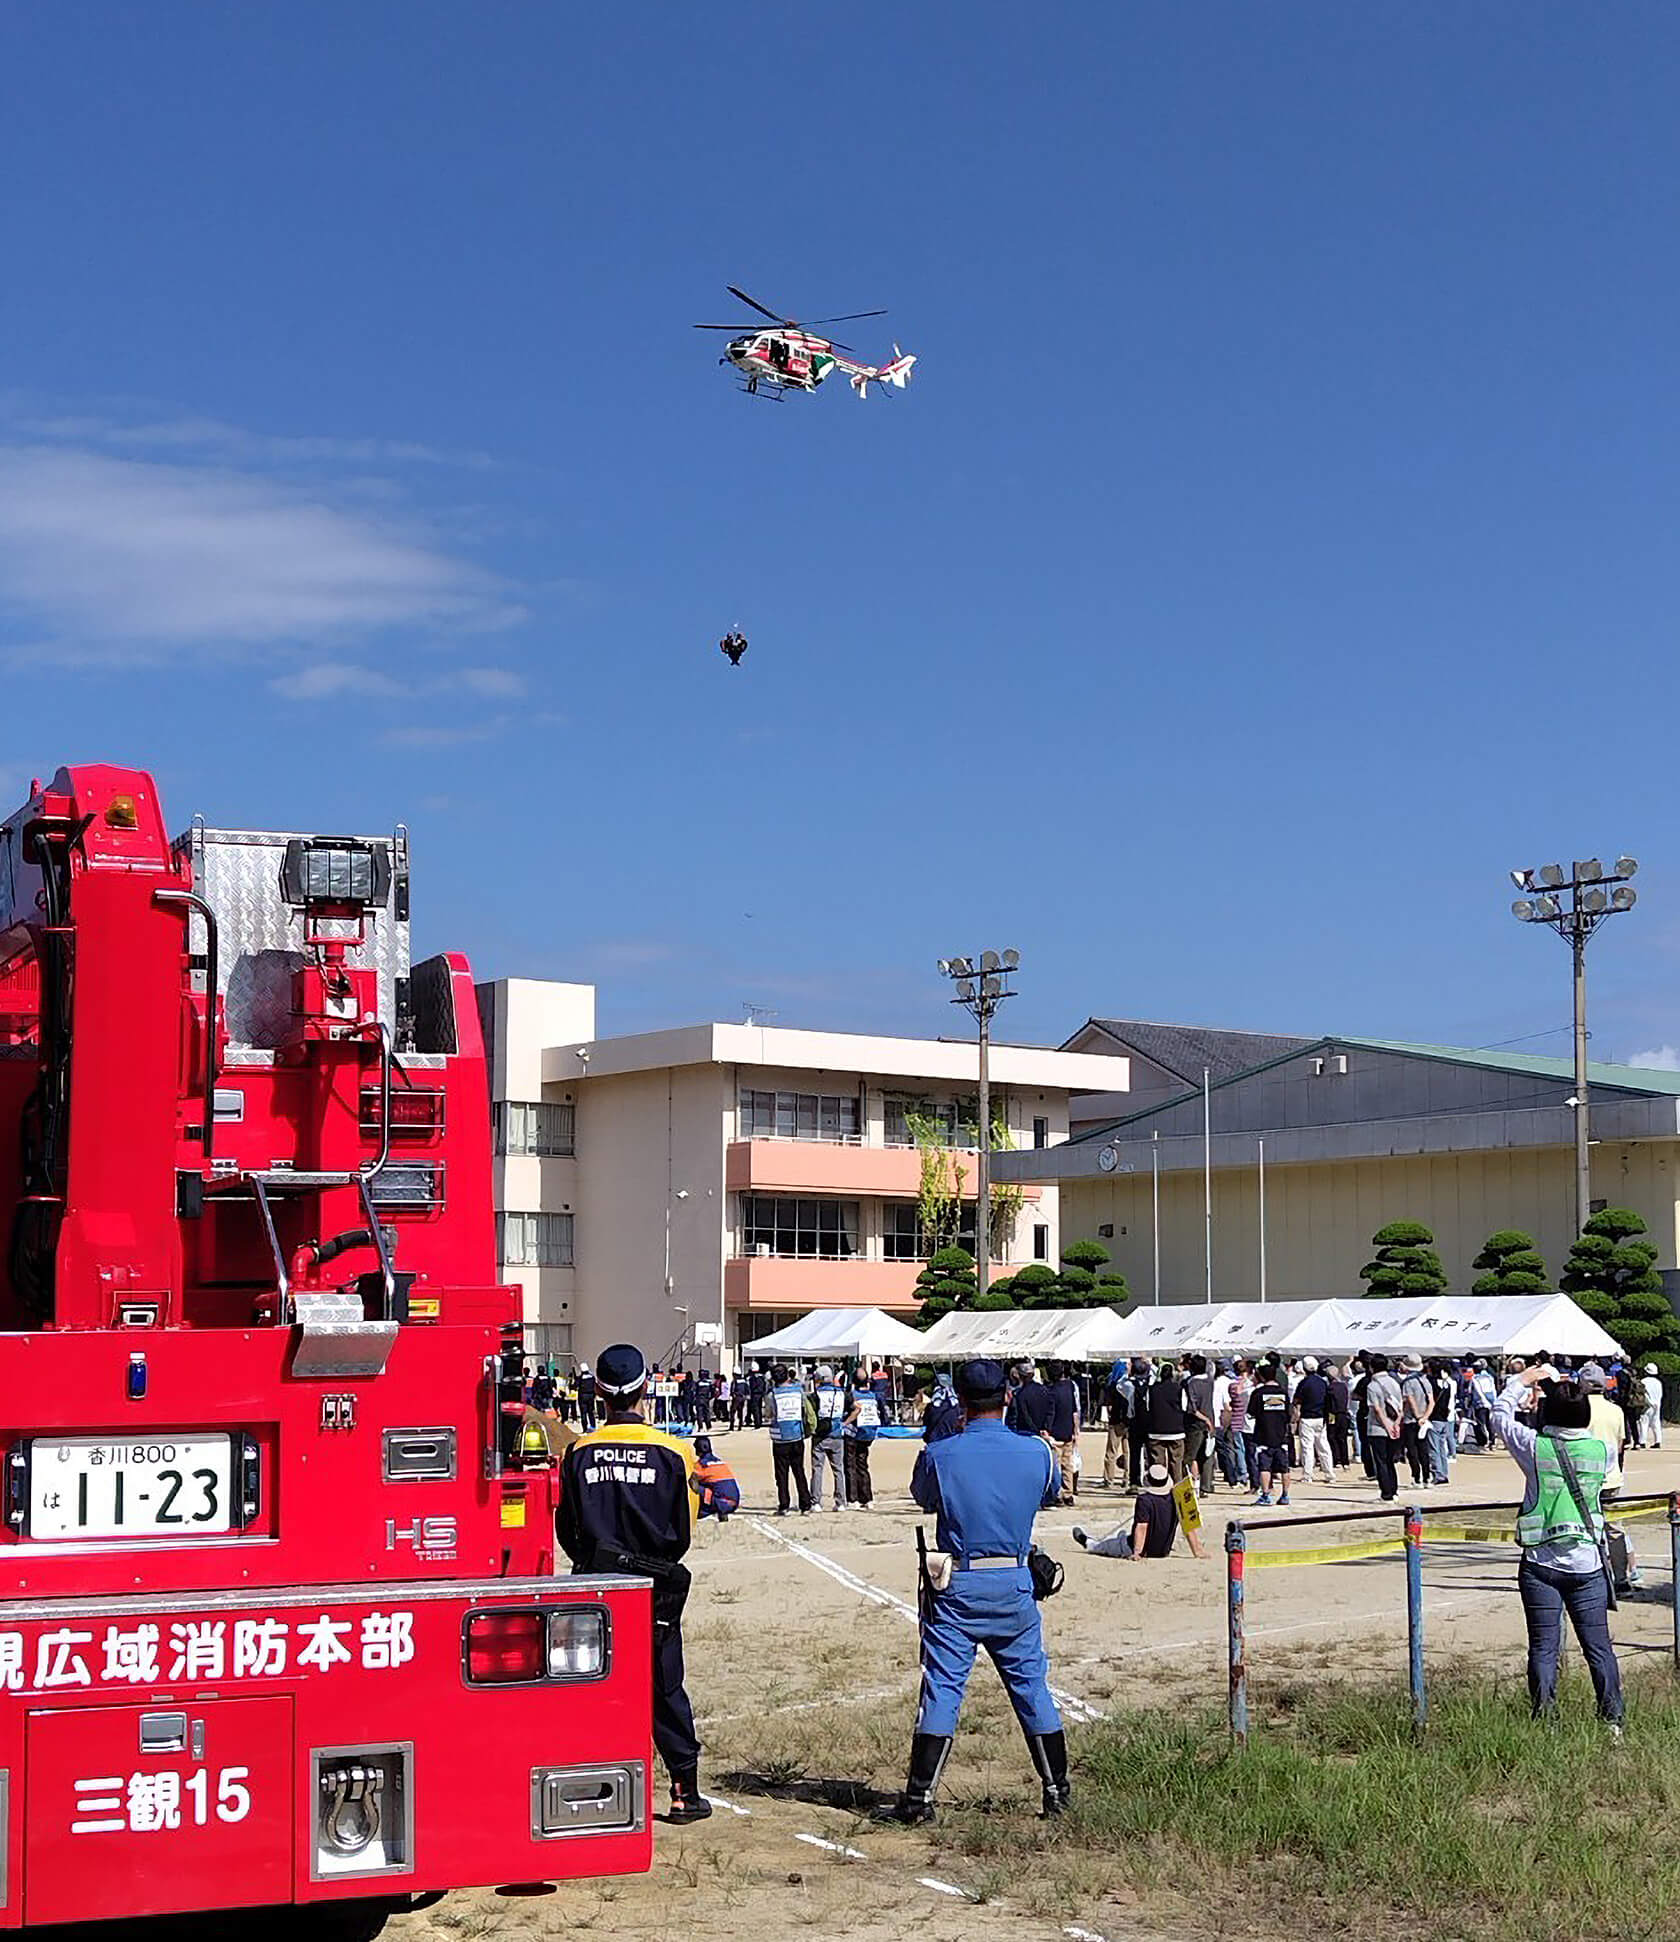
[25,1696,294,1924]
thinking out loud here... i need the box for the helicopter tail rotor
[849,347,917,399]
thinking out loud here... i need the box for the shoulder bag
[1543,1431,1617,1611]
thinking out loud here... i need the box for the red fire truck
[0,765,652,1935]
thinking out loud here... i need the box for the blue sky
[4,5,1679,1062]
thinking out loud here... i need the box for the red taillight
[360,1085,444,1136]
[465,1610,544,1683]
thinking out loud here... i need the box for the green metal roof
[1337,1037,1680,1096]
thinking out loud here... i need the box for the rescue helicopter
[694,286,916,399]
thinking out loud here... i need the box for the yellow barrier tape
[1246,1538,1407,1569]
[1242,1500,1671,1566]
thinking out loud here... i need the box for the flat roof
[542,1021,1126,1092]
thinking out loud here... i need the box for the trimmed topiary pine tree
[1359,1220,1448,1298]
[914,1246,977,1328]
[1470,1229,1550,1297]
[1559,1208,1680,1362]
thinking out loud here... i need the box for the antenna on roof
[742,1003,779,1026]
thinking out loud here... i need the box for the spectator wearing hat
[877,1358,1069,1826]
[811,1365,850,1511]
[1247,1358,1293,1506]
[556,1342,712,1822]
[1398,1354,1432,1487]
[1072,1461,1208,1559]
[1639,1363,1665,1449]
[1291,1357,1334,1485]
[575,1360,598,1432]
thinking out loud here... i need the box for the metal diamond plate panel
[173,823,411,1051]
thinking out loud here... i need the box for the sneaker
[1072,1527,1089,1549]
[775,1509,788,1518]
[1278,1492,1292,1506]
[669,1779,714,1824]
[1251,1492,1274,1507]
[1606,1722,1625,1744]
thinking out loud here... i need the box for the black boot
[1024,1728,1072,1817]
[872,1732,951,1825]
[669,1766,713,1824]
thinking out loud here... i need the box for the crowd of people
[536,1336,1666,1825]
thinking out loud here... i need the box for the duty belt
[954,1554,1027,1570]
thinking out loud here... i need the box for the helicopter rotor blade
[727,285,787,323]
[800,309,888,325]
[694,323,753,330]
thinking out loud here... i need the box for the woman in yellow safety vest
[1492,1365,1623,1731]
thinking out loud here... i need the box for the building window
[740,1195,860,1259]
[882,1201,979,1260]
[496,1100,575,1157]
[1033,1223,1050,1261]
[738,1088,861,1143]
[1033,1115,1049,1150]
[498,1211,574,1268]
[884,1097,982,1149]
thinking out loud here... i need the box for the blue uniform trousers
[915,1574,1061,1737]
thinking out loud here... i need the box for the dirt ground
[391,1428,1680,1942]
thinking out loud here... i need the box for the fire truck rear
[0,766,652,1935]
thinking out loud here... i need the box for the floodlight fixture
[1503,842,1645,1242]
[982,975,1002,997]
[980,950,1001,973]
[936,959,952,975]
[1001,948,1021,971]
[956,978,975,1001]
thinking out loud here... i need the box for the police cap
[595,1343,648,1398]
[956,1358,1007,1406]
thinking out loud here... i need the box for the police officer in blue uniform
[878,1359,1070,1824]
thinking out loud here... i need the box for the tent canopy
[918,1307,1131,1362]
[742,1307,928,1363]
[908,1294,1620,1364]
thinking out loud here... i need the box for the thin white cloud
[269,662,526,704]
[10,411,494,470]
[381,717,510,749]
[1628,1046,1680,1072]
[0,446,521,652]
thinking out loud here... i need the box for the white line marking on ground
[703,1681,912,1728]
[919,1877,975,1900]
[1065,1926,1110,1942]
[704,1793,753,1817]
[746,1517,1106,1723]
[796,1832,868,1859]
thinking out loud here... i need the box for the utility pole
[1152,1128,1161,1304]
[1509,856,1639,1236]
[1203,1067,1213,1305]
[936,951,1019,1300]
[1258,1136,1267,1305]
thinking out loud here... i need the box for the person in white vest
[844,1363,881,1507]
[810,1365,850,1511]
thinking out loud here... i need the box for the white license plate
[29,1436,235,1539]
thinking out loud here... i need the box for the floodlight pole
[1203,1067,1213,1305]
[1508,858,1639,1237]
[1152,1129,1161,1304]
[937,952,1019,1301]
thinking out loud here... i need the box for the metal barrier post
[1404,1504,1426,1737]
[1226,1521,1248,1749]
[1670,1494,1680,1673]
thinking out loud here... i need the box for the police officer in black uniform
[557,1342,712,1823]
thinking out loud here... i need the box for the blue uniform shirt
[911,1417,1059,1563]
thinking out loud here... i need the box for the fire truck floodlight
[280,837,393,911]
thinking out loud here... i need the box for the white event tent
[918,1306,1133,1363]
[909,1293,1620,1364]
[743,1306,929,1364]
